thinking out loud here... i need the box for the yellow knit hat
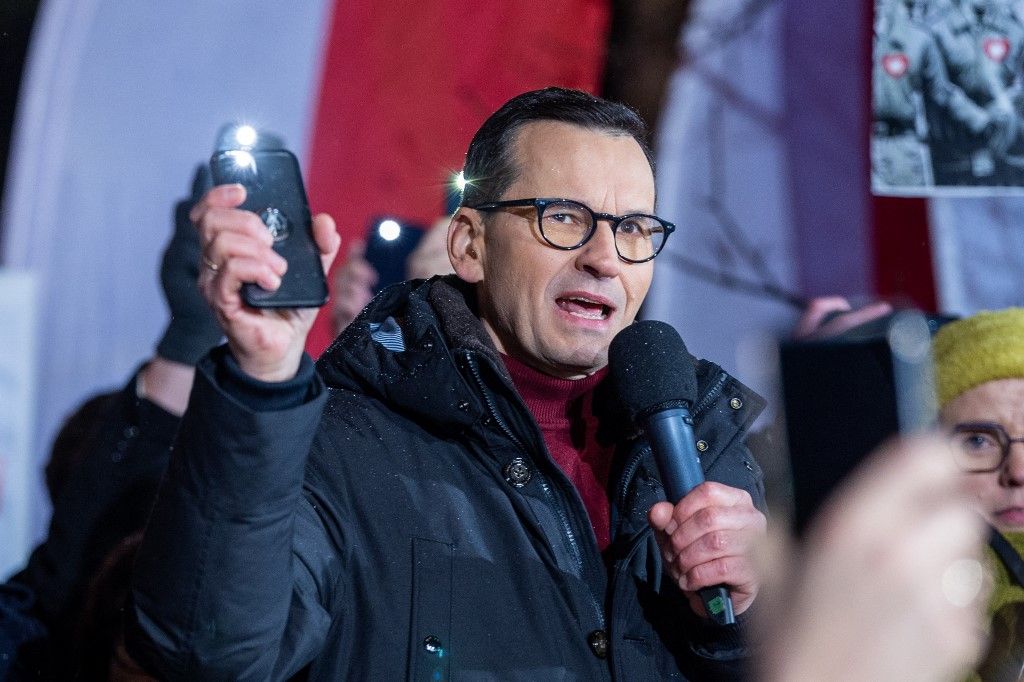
[933,308,1024,409]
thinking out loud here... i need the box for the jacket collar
[315,276,495,435]
[315,275,765,448]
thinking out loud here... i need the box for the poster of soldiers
[873,0,1024,194]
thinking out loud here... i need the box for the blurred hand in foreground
[758,436,989,682]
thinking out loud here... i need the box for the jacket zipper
[461,350,606,629]
[461,351,526,450]
[692,371,728,417]
[616,370,729,509]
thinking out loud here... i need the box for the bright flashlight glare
[225,150,256,171]
[454,171,467,192]
[378,219,402,241]
[234,125,258,148]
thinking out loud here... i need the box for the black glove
[155,166,222,365]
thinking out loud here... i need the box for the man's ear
[448,208,485,283]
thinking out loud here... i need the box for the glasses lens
[950,425,1007,471]
[615,215,667,262]
[540,200,593,247]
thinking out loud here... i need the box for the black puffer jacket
[128,276,765,681]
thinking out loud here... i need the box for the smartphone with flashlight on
[209,144,328,308]
[364,216,425,293]
[779,310,943,534]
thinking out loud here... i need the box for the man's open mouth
[556,295,613,320]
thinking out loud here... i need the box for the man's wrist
[210,345,319,412]
[139,356,197,417]
[229,344,305,383]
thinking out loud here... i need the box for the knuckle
[711,557,733,581]
[201,210,230,237]
[685,564,705,588]
[246,214,270,237]
[207,232,232,256]
[693,482,715,500]
[696,507,721,531]
[244,211,263,230]
[705,530,730,553]
[692,558,730,585]
[195,215,215,240]
[256,244,275,262]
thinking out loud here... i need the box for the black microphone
[608,320,735,626]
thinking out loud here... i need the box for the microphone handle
[644,408,736,626]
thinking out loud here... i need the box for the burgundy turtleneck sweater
[502,354,616,551]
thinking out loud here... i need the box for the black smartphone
[779,311,940,534]
[209,148,328,308]
[364,217,425,293]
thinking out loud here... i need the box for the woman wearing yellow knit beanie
[933,307,1024,681]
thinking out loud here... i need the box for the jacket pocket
[407,537,454,682]
[618,636,683,681]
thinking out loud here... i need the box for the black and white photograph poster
[873,0,1024,194]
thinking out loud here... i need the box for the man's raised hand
[193,183,340,382]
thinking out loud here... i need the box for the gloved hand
[155,166,224,365]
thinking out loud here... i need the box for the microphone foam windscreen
[608,320,698,420]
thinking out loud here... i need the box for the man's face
[940,378,1024,531]
[471,121,656,379]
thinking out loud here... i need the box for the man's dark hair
[460,87,653,207]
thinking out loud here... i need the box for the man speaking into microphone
[128,87,767,680]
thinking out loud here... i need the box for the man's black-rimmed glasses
[468,197,675,264]
[949,421,1024,472]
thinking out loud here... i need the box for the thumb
[647,501,675,532]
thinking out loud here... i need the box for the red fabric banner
[872,195,936,311]
[305,0,611,355]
